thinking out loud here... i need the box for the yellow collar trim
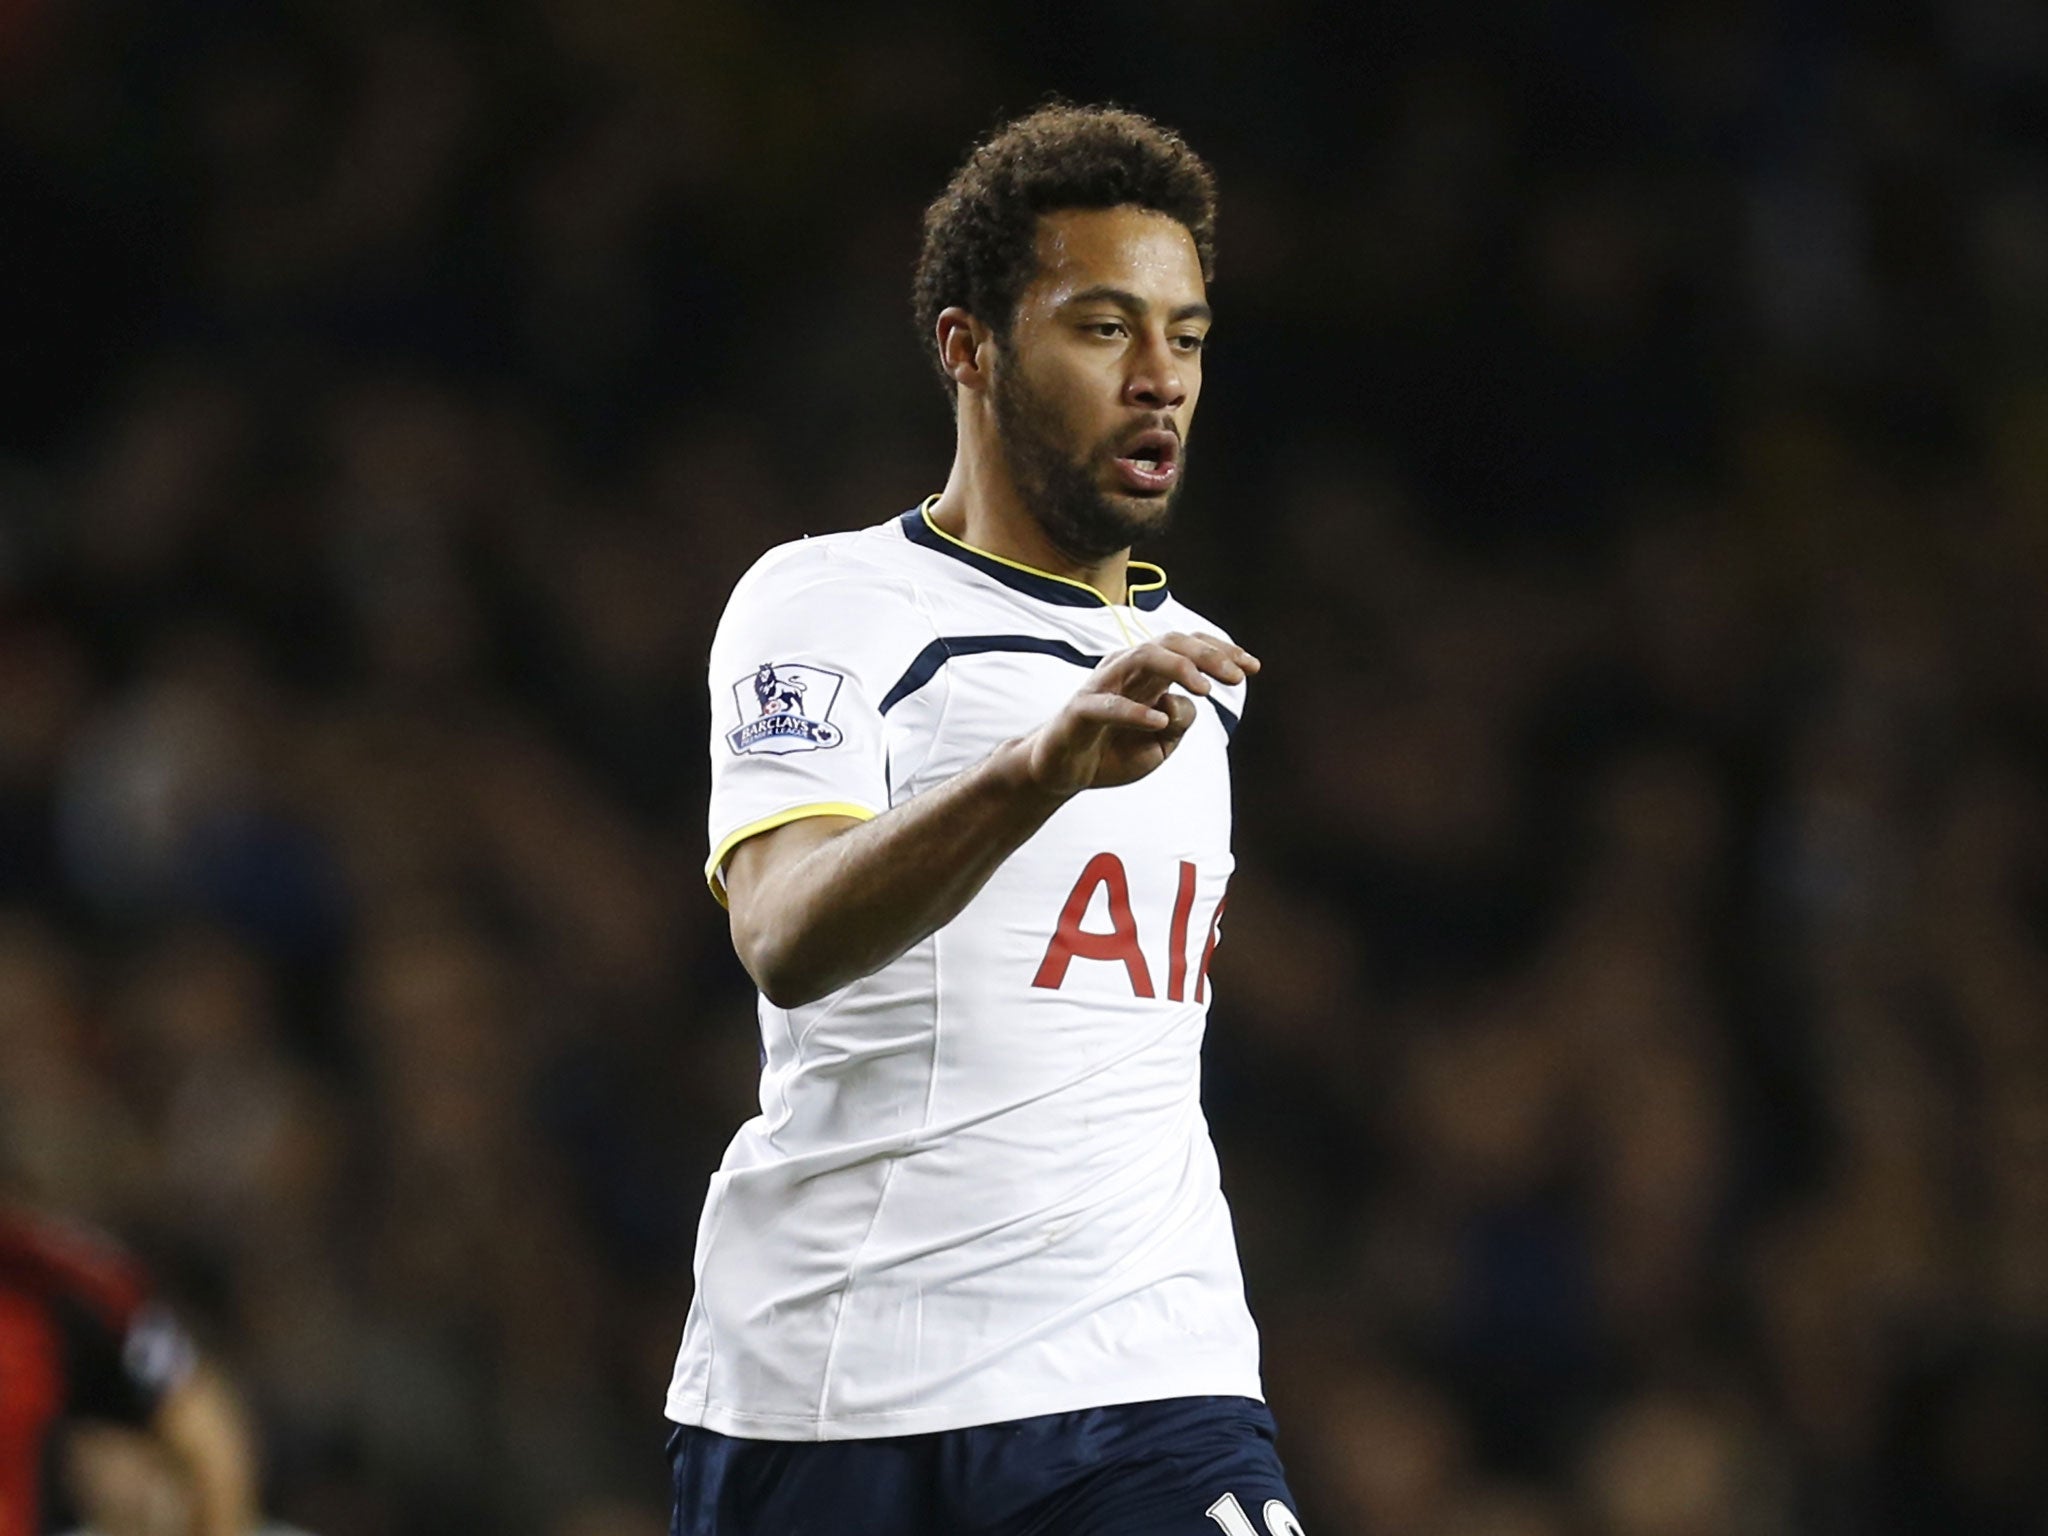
[918,496,1166,609]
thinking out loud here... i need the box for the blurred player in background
[0,1202,260,1536]
[667,104,1302,1535]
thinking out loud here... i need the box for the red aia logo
[1031,853,1226,1001]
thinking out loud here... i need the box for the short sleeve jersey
[666,502,1260,1441]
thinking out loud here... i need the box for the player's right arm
[726,631,1256,1008]
[151,1364,261,1536]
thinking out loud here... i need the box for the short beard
[991,360,1181,565]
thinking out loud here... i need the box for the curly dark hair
[913,102,1218,396]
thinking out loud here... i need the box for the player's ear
[936,307,994,395]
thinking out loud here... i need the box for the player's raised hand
[1024,632,1260,796]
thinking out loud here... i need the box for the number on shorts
[1205,1492,1305,1536]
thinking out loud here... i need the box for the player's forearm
[153,1368,260,1536]
[734,736,1068,1006]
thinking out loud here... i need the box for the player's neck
[929,453,1132,605]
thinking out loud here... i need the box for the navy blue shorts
[667,1395,1303,1536]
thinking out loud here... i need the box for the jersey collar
[899,497,1170,611]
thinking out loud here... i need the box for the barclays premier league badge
[727,662,846,755]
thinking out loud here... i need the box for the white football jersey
[666,500,1261,1440]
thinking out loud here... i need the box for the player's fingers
[1195,631,1261,674]
[1073,693,1172,731]
[1105,641,1209,697]
[1157,692,1199,739]
[1160,631,1259,683]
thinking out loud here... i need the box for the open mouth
[1112,429,1181,494]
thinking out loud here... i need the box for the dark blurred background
[6,2,2048,1533]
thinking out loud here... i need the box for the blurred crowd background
[5,1,2048,1533]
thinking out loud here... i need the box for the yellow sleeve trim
[704,801,878,907]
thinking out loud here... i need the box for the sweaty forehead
[1022,206,1207,314]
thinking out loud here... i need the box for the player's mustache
[1099,418,1183,456]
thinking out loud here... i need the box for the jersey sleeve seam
[884,559,954,801]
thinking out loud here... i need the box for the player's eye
[1172,333,1208,353]
[1085,320,1127,338]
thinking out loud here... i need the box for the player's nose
[1123,329,1187,410]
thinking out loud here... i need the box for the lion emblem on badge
[754,663,808,715]
[728,662,845,755]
